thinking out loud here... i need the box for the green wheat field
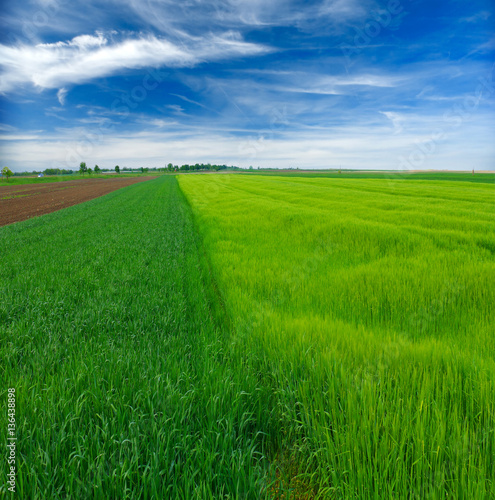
[1,173,494,498]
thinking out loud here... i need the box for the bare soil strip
[0,177,157,227]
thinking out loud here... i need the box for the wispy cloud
[0,31,271,92]
[462,10,492,23]
[0,0,493,172]
[380,111,404,134]
[124,0,374,33]
[57,88,68,105]
[166,104,186,116]
[170,93,220,113]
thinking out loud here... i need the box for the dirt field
[0,177,157,226]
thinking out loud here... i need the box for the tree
[2,166,13,182]
[167,163,173,172]
[87,167,92,175]
[43,168,73,176]
[94,165,101,174]
[79,162,87,176]
[115,165,120,174]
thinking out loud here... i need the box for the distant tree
[94,165,101,174]
[87,167,92,175]
[44,168,71,176]
[167,163,173,172]
[115,165,120,174]
[2,166,13,182]
[79,162,87,176]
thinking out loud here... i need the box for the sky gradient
[0,0,494,172]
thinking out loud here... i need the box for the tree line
[2,163,242,178]
[166,163,239,172]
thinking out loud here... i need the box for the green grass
[244,170,495,184]
[0,176,276,498]
[2,172,494,498]
[179,173,495,498]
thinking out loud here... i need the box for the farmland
[178,173,495,498]
[0,173,157,187]
[0,177,272,497]
[1,172,494,498]
[0,177,157,226]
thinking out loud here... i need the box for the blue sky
[0,0,494,171]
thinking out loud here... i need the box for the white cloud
[380,111,404,134]
[318,0,369,20]
[0,124,17,132]
[167,104,186,116]
[0,134,42,141]
[146,118,179,128]
[274,74,399,95]
[2,119,494,172]
[0,31,271,93]
[125,0,374,33]
[38,33,107,50]
[57,88,68,105]
[69,33,108,48]
[170,93,219,113]
[462,11,492,23]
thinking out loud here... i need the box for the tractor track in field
[0,177,157,226]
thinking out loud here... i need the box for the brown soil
[0,177,157,227]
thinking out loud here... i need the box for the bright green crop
[179,173,495,499]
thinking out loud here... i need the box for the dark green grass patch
[0,176,274,498]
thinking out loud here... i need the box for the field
[1,173,494,498]
[0,176,275,497]
[0,177,157,226]
[179,173,495,498]
[0,173,159,187]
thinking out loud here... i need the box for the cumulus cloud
[0,31,271,93]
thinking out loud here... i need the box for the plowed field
[0,176,157,226]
